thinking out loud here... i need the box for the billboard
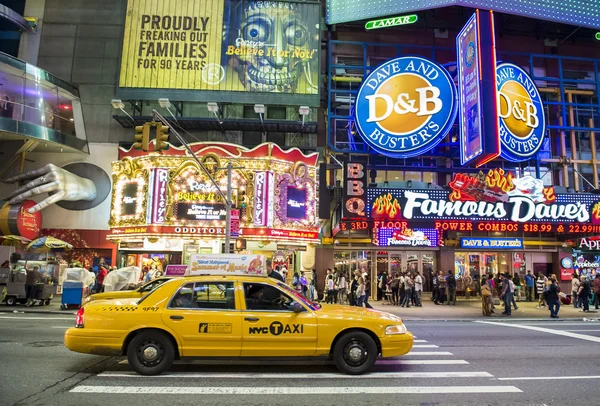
[118,0,320,105]
[456,11,500,167]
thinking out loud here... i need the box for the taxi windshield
[277,282,319,311]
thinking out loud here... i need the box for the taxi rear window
[169,282,235,310]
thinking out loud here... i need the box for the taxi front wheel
[333,331,377,375]
[127,331,175,375]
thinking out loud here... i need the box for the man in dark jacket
[545,277,560,318]
[594,274,600,310]
[25,266,40,306]
[578,275,591,312]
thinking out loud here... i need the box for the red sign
[110,225,226,236]
[16,201,42,240]
[241,227,319,241]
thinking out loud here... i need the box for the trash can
[61,281,84,309]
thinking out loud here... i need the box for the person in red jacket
[96,266,108,293]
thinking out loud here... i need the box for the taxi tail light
[75,308,84,328]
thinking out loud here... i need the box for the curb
[402,317,594,322]
[0,309,75,315]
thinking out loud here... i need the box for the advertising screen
[118,0,320,105]
[287,186,307,220]
[176,202,227,221]
[122,183,139,216]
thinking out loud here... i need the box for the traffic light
[155,122,170,151]
[133,124,150,151]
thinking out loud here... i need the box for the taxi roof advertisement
[117,0,321,106]
[187,254,267,276]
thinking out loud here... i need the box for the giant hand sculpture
[5,164,97,213]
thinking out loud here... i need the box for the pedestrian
[578,275,591,312]
[509,274,519,310]
[571,275,580,308]
[399,272,406,306]
[363,273,373,309]
[356,276,366,307]
[96,266,108,294]
[536,273,547,308]
[337,272,347,304]
[401,275,413,307]
[390,273,400,305]
[349,270,359,306]
[414,272,423,307]
[513,271,522,302]
[432,271,440,304]
[438,270,447,304]
[487,273,496,313]
[481,276,492,316]
[325,274,335,304]
[25,266,40,306]
[545,276,561,318]
[292,272,301,294]
[309,269,317,301]
[524,270,535,302]
[299,271,308,297]
[594,274,600,310]
[267,263,285,282]
[446,269,456,306]
[501,273,513,316]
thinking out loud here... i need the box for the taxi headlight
[385,324,407,335]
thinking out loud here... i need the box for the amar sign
[354,56,457,158]
[367,169,600,225]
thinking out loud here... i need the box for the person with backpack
[445,270,456,306]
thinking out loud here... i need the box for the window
[243,283,295,311]
[169,282,235,310]
[139,278,168,293]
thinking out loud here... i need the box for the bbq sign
[354,56,457,158]
[497,63,546,162]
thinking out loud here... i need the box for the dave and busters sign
[366,169,600,227]
[353,40,545,163]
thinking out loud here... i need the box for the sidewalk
[370,297,600,321]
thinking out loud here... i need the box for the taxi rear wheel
[127,331,175,375]
[333,331,377,375]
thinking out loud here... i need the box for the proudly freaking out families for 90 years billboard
[118,0,320,105]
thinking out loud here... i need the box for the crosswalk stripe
[498,375,600,381]
[413,340,428,343]
[70,385,522,394]
[97,371,491,379]
[405,351,453,356]
[377,360,469,365]
[411,344,439,348]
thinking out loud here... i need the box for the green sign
[365,14,418,30]
[596,32,600,40]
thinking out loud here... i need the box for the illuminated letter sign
[496,63,546,162]
[343,162,367,218]
[254,171,272,227]
[150,168,168,224]
[354,56,457,158]
[460,237,523,249]
[456,10,500,166]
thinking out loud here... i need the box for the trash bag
[103,266,141,292]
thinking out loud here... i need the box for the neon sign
[354,56,457,158]
[150,168,168,224]
[343,162,367,218]
[367,171,600,226]
[497,63,546,162]
[460,237,523,249]
[374,227,440,247]
[365,14,418,30]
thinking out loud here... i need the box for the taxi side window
[141,279,162,293]
[243,283,294,311]
[169,282,235,310]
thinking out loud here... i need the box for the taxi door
[162,280,242,357]
[240,281,317,356]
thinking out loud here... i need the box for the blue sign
[456,11,500,166]
[287,186,307,220]
[354,56,457,158]
[460,237,523,249]
[496,63,546,162]
[561,257,572,269]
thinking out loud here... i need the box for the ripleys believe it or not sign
[354,56,457,158]
[187,254,267,276]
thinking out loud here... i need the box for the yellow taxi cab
[64,255,413,376]
[83,277,174,304]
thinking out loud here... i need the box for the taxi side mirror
[291,302,304,313]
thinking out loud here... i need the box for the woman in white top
[571,276,580,308]
[326,275,336,304]
[337,274,347,304]
[356,276,366,307]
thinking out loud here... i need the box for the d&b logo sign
[354,56,457,158]
[496,63,545,162]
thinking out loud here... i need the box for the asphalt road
[1,313,599,406]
